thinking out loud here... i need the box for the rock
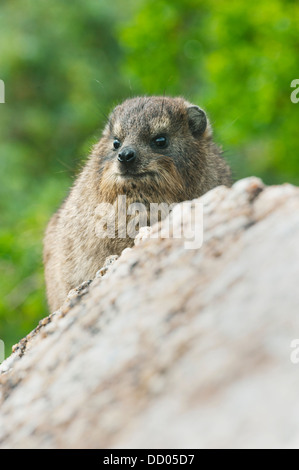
[1,177,299,449]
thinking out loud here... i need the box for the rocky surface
[1,177,299,448]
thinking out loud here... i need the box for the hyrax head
[98,96,213,200]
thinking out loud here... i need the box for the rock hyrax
[44,96,232,311]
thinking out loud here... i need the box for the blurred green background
[0,0,298,357]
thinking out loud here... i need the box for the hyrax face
[97,96,212,201]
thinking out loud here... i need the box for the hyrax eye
[153,135,168,149]
[113,139,121,150]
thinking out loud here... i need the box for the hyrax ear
[187,106,207,137]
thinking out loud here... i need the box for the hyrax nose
[118,148,136,165]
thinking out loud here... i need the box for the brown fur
[44,96,232,311]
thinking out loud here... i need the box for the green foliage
[119,0,299,183]
[0,0,131,353]
[0,0,298,356]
